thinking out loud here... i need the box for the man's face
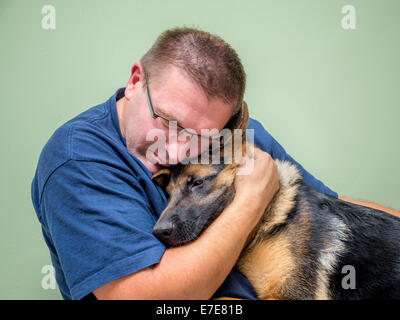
[117,63,235,174]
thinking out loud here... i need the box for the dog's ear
[224,101,249,134]
[199,101,249,164]
[218,101,249,163]
[152,168,171,189]
[221,100,249,148]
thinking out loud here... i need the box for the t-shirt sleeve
[39,159,166,300]
[248,118,338,198]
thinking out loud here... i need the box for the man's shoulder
[247,117,274,154]
[247,117,263,130]
[32,98,126,196]
[39,103,109,162]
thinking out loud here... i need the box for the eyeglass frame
[144,77,226,141]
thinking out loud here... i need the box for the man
[31,28,399,300]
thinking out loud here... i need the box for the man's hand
[233,147,280,226]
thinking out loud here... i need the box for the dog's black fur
[292,179,400,299]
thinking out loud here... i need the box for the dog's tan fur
[237,231,295,300]
[237,161,309,299]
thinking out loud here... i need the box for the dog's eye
[192,179,204,187]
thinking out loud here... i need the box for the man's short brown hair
[140,27,246,114]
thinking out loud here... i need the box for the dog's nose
[153,221,175,241]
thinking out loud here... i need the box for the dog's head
[152,101,250,247]
[152,162,236,247]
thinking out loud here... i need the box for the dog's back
[304,186,400,299]
[238,161,400,299]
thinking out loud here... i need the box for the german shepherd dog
[152,103,400,300]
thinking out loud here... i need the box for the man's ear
[125,62,145,100]
[152,168,171,189]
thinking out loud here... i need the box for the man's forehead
[150,67,235,129]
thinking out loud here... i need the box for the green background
[1,0,399,299]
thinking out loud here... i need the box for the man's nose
[165,137,191,164]
[153,220,175,241]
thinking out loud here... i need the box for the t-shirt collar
[109,87,127,147]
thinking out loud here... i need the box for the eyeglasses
[145,80,222,141]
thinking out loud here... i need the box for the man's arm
[94,149,280,300]
[94,200,260,299]
[339,195,400,218]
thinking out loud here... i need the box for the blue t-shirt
[31,88,337,300]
